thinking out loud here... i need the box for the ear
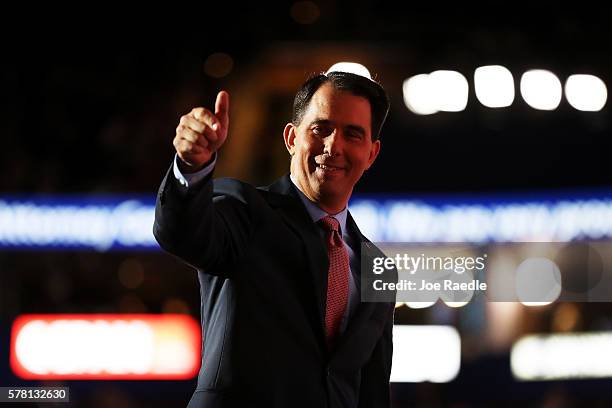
[283,123,297,155]
[366,139,381,170]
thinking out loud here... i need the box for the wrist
[178,154,214,174]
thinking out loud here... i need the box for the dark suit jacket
[153,166,395,408]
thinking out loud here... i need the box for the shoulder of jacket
[212,177,269,206]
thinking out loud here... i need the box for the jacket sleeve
[358,305,394,408]
[152,163,254,275]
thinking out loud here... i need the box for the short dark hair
[291,71,390,141]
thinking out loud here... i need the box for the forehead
[302,83,372,129]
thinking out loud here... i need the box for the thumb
[215,90,230,131]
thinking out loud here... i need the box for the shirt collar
[289,173,348,236]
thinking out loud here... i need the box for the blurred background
[1,1,611,406]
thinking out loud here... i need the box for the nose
[323,130,343,157]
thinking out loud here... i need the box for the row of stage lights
[327,62,608,114]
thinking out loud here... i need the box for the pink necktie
[319,216,350,348]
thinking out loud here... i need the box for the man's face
[284,83,381,213]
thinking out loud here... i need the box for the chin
[317,182,344,198]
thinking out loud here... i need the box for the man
[153,71,395,407]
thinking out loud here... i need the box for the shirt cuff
[173,153,217,188]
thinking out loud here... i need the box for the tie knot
[319,216,340,233]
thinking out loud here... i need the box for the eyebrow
[310,119,367,136]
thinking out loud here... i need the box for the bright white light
[516,257,562,306]
[444,301,470,308]
[14,321,47,375]
[391,325,461,382]
[511,332,612,380]
[521,301,554,307]
[404,301,437,309]
[11,315,200,379]
[326,62,372,79]
[429,70,469,112]
[520,70,562,110]
[565,74,607,111]
[474,65,515,108]
[15,319,154,376]
[403,74,438,115]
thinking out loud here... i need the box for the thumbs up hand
[173,90,230,171]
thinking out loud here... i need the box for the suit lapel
[262,175,329,343]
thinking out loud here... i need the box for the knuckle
[195,108,206,119]
[189,131,200,141]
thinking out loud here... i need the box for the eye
[312,126,332,136]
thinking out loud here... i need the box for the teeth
[318,164,339,170]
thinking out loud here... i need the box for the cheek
[348,148,370,167]
[295,145,315,170]
[299,141,319,158]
